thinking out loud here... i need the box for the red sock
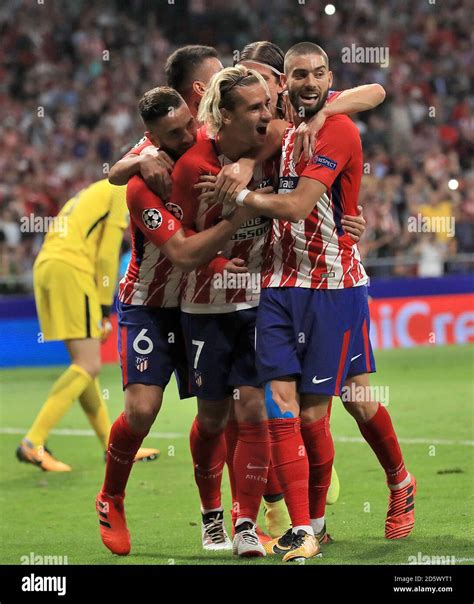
[358,403,408,486]
[264,462,283,498]
[103,412,148,497]
[233,421,270,523]
[190,417,226,511]
[268,418,310,528]
[224,420,239,524]
[301,415,334,520]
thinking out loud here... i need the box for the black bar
[0,564,471,602]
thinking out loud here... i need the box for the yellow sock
[78,378,111,450]
[26,364,92,447]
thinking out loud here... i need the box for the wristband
[235,188,251,207]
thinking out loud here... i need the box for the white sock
[201,506,223,515]
[310,517,325,534]
[292,525,314,536]
[388,473,411,491]
[235,517,255,529]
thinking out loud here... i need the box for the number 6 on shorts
[192,339,204,369]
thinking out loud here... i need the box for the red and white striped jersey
[118,175,186,307]
[118,126,210,308]
[170,137,277,313]
[262,113,368,290]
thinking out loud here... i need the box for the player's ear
[328,70,333,88]
[278,73,287,94]
[192,80,206,98]
[220,107,232,125]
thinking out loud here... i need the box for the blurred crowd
[0,0,472,292]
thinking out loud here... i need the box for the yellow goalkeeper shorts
[33,259,101,341]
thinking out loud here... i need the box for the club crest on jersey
[142,208,162,229]
[135,356,149,372]
[165,202,184,221]
[194,370,203,387]
[313,155,338,170]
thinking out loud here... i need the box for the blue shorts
[181,308,260,400]
[117,301,191,399]
[256,286,376,396]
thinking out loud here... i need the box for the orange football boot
[385,475,416,539]
[96,491,131,555]
[16,439,71,472]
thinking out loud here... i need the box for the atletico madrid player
[236,42,416,561]
[95,86,256,556]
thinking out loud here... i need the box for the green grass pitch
[0,344,472,565]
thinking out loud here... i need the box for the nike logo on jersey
[351,354,362,362]
[246,463,269,470]
[312,376,333,384]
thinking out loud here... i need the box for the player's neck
[216,131,252,162]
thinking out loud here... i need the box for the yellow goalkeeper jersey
[35,179,128,307]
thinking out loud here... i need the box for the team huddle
[22,39,416,562]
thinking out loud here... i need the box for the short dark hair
[284,42,329,73]
[165,45,219,93]
[237,41,285,80]
[138,87,184,125]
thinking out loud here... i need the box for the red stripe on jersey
[121,326,128,386]
[362,319,372,372]
[335,329,351,395]
[279,222,298,287]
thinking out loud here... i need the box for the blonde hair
[198,65,269,135]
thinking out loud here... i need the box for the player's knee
[125,395,160,432]
[300,405,327,424]
[73,358,101,379]
[234,390,266,422]
[126,405,157,433]
[197,414,227,435]
[342,398,377,423]
[264,384,298,419]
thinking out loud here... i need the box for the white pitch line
[334,435,474,447]
[0,427,184,439]
[0,427,473,446]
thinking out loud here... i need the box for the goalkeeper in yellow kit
[17,179,159,471]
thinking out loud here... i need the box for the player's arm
[128,176,254,272]
[294,84,386,160]
[241,119,366,238]
[240,177,326,222]
[109,147,175,200]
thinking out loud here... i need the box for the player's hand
[214,162,254,207]
[139,148,174,200]
[100,318,113,343]
[341,205,366,242]
[293,108,328,162]
[224,258,248,273]
[195,174,218,205]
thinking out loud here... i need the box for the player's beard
[289,86,329,119]
[160,145,182,162]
